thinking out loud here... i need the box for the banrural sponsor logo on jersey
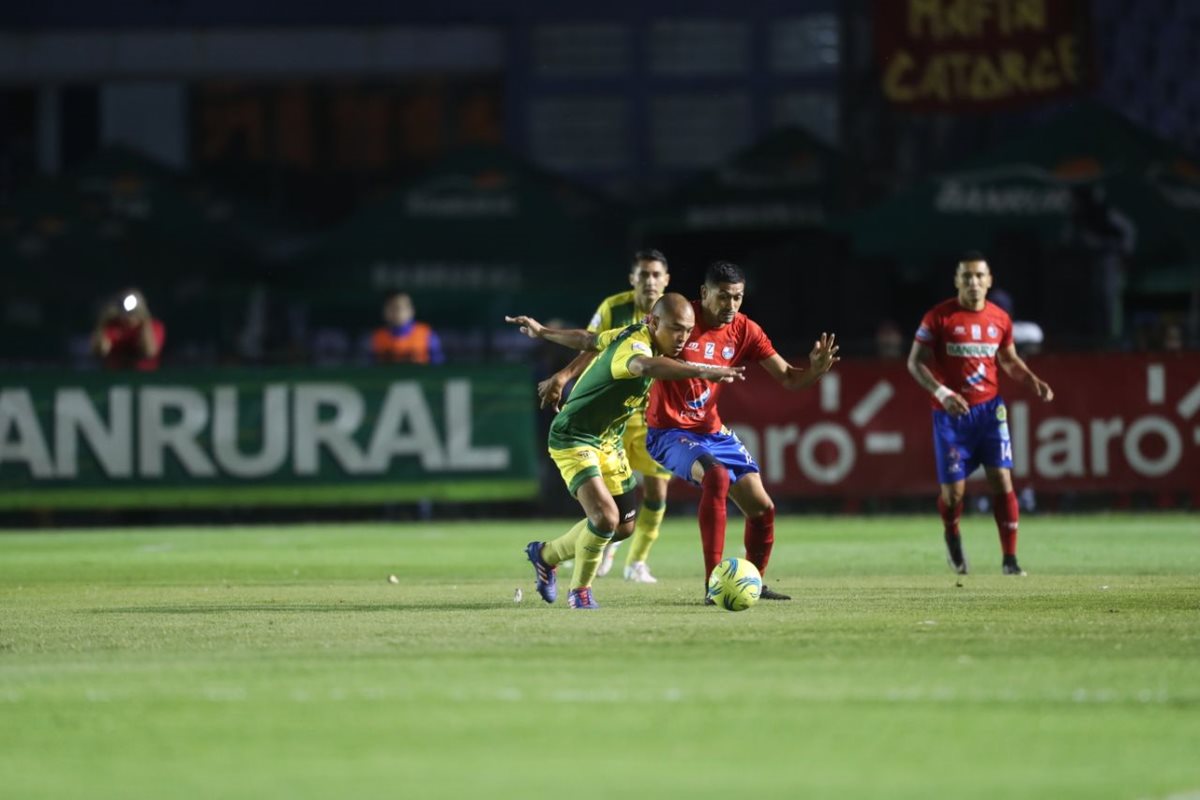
[947,343,1000,357]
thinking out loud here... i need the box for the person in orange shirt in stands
[369,292,445,364]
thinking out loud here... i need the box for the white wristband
[933,385,954,403]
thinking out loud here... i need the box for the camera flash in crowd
[123,294,138,312]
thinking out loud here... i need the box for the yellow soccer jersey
[587,290,641,334]
[548,324,656,450]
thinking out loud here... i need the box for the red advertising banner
[717,354,1200,497]
[873,0,1090,112]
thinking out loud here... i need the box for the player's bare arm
[758,332,840,390]
[504,316,598,351]
[907,340,970,416]
[537,350,597,411]
[628,356,745,383]
[997,343,1054,402]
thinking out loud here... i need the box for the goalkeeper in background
[536,250,673,584]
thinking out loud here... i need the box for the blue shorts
[932,396,1013,484]
[645,426,760,486]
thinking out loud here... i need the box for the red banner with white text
[716,354,1200,497]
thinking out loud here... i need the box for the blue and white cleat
[525,541,558,603]
[566,587,599,609]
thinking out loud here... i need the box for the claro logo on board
[728,364,1200,486]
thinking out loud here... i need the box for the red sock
[993,491,1019,556]
[699,467,730,579]
[744,506,775,577]
[937,495,962,538]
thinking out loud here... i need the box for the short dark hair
[705,260,745,286]
[959,250,987,263]
[632,249,668,270]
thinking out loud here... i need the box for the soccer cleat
[596,542,620,577]
[704,596,716,606]
[566,587,599,609]
[524,541,558,603]
[945,533,969,575]
[1002,556,1027,576]
[623,561,658,584]
[759,584,791,601]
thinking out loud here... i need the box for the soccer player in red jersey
[906,252,1054,576]
[644,261,839,601]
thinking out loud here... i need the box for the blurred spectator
[369,292,444,365]
[90,288,166,371]
[1061,184,1137,343]
[989,288,1045,355]
[1161,319,1185,351]
[874,320,905,359]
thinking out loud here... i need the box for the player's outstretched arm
[504,316,598,352]
[537,350,597,411]
[997,344,1054,402]
[907,340,969,415]
[629,356,745,383]
[759,333,840,390]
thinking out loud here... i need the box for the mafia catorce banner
[0,365,538,509]
[717,354,1200,498]
[874,0,1090,112]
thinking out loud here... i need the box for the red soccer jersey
[646,301,776,433]
[102,319,166,371]
[914,298,1013,409]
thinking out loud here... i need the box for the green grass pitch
[1,513,1197,799]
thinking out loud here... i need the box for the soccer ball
[706,557,762,611]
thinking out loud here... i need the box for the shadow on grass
[92,602,504,614]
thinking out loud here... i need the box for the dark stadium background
[2,0,1197,523]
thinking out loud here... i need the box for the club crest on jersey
[721,346,735,360]
[686,387,711,409]
[704,342,715,359]
[987,324,998,339]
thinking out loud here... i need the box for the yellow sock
[541,519,589,566]
[571,521,613,589]
[626,500,666,566]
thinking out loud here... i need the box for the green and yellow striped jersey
[587,290,641,334]
[548,324,657,449]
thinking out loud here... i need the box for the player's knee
[748,501,774,519]
[615,518,636,540]
[589,506,620,533]
[942,487,964,507]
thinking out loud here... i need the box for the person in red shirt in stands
[369,292,445,365]
[90,288,165,371]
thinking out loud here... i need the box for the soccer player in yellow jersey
[506,294,744,609]
[537,250,673,584]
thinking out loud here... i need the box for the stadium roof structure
[836,103,1200,294]
[292,145,630,329]
[637,126,848,236]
